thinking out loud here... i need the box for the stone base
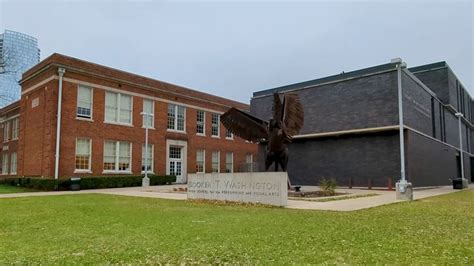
[142,177,150,187]
[396,181,413,200]
[462,178,469,189]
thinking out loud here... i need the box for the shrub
[319,178,337,196]
[0,175,176,191]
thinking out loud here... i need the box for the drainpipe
[54,68,66,180]
[392,58,412,200]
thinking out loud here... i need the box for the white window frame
[104,91,133,126]
[3,121,9,143]
[246,153,254,172]
[11,118,19,140]
[225,129,233,140]
[76,85,93,120]
[142,99,155,129]
[10,152,17,175]
[103,140,132,174]
[196,149,205,173]
[196,110,206,136]
[225,152,233,173]
[141,143,154,174]
[212,151,220,173]
[211,113,220,138]
[167,104,186,133]
[2,153,8,175]
[74,138,92,173]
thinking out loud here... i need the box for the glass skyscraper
[0,30,40,108]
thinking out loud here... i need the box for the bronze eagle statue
[221,92,304,172]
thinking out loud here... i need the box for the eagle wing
[220,108,269,142]
[282,93,304,140]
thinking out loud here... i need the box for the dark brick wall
[412,68,449,104]
[406,130,470,186]
[251,71,399,134]
[257,131,401,187]
[402,72,434,136]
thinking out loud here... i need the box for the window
[212,151,220,173]
[10,152,17,175]
[142,99,154,128]
[196,149,205,173]
[103,140,132,172]
[11,118,19,140]
[225,152,233,173]
[75,138,91,171]
[246,154,253,172]
[225,129,233,139]
[77,85,92,119]
[167,104,185,132]
[196,110,205,135]
[2,153,8,175]
[3,121,9,142]
[105,92,132,125]
[142,144,154,173]
[211,113,220,137]
[246,154,253,164]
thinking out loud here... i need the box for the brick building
[0,101,20,175]
[251,59,473,187]
[1,53,257,182]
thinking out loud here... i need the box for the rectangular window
[3,121,9,142]
[103,140,131,172]
[11,118,19,140]
[75,138,91,171]
[225,152,233,173]
[2,153,8,175]
[119,94,132,124]
[211,113,220,137]
[225,129,233,139]
[77,85,92,119]
[246,154,253,172]
[196,149,205,173]
[212,151,220,173]
[196,110,205,135]
[167,104,186,132]
[105,92,132,125]
[142,99,154,128]
[10,152,17,175]
[142,144,154,173]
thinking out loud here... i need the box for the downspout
[54,68,66,180]
[396,59,407,183]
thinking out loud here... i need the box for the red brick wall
[18,56,257,179]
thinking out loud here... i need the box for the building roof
[0,100,20,116]
[408,61,447,73]
[21,53,249,110]
[253,62,399,98]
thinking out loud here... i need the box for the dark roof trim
[253,62,398,98]
[408,61,447,73]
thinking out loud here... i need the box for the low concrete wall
[187,172,288,206]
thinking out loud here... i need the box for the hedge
[0,175,176,191]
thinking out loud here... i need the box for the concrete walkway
[1,184,472,212]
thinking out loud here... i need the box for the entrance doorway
[166,140,188,183]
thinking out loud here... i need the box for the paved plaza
[1,184,472,211]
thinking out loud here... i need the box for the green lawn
[0,184,36,194]
[0,191,473,264]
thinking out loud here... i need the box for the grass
[0,184,37,194]
[0,190,473,264]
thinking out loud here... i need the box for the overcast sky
[1,0,472,103]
